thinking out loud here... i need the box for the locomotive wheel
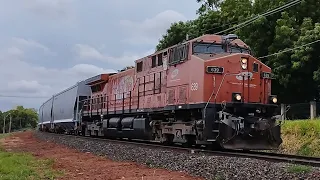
[163,134,174,145]
[182,135,196,148]
[206,141,223,150]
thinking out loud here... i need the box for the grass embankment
[0,133,61,180]
[280,119,320,157]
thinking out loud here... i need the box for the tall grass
[0,132,62,179]
[0,151,61,180]
[280,119,320,157]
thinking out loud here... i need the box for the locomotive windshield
[193,42,225,54]
[192,42,251,55]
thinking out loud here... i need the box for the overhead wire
[0,94,49,99]
[258,39,320,59]
[213,0,302,35]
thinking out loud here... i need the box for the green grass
[280,119,320,157]
[282,119,320,137]
[287,164,312,174]
[0,133,62,180]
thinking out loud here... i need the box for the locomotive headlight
[235,94,242,101]
[241,63,248,69]
[269,95,278,104]
[241,58,247,64]
[232,93,242,102]
[240,57,248,70]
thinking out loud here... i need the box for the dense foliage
[0,106,38,133]
[156,0,320,104]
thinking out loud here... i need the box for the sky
[0,0,200,111]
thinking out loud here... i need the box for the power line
[216,0,301,34]
[258,39,320,59]
[0,94,49,99]
[213,0,301,35]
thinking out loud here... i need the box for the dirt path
[1,131,203,180]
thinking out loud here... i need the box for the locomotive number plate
[206,66,224,74]
[261,72,274,79]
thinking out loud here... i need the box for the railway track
[46,132,320,167]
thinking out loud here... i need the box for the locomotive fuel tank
[121,117,134,129]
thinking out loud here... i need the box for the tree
[156,0,320,103]
[240,0,320,103]
[196,0,223,14]
[220,0,253,25]
[0,106,38,133]
[156,21,195,51]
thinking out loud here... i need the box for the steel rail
[44,132,320,167]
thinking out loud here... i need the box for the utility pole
[9,115,12,133]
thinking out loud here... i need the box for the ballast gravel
[34,132,320,180]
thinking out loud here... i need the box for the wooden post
[281,104,286,120]
[310,101,316,119]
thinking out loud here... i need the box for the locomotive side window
[91,84,101,93]
[193,42,225,54]
[169,43,189,65]
[163,51,167,56]
[137,61,143,72]
[151,55,156,68]
[253,63,259,72]
[158,53,163,66]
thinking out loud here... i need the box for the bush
[280,120,320,157]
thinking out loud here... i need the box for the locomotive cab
[190,34,282,150]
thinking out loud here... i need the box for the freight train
[38,34,282,150]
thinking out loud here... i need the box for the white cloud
[0,0,75,25]
[70,64,117,77]
[22,0,75,19]
[74,43,155,67]
[74,44,106,61]
[11,37,54,55]
[0,0,200,111]
[6,47,24,57]
[0,44,116,110]
[6,80,51,95]
[0,39,155,110]
[120,10,187,45]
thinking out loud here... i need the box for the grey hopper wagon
[38,80,91,133]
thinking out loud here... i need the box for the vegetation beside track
[287,164,312,174]
[0,132,62,180]
[279,119,320,157]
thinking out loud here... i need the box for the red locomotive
[78,34,281,150]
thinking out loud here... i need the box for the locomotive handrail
[83,91,138,114]
[204,72,241,118]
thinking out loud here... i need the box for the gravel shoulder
[1,131,203,180]
[33,131,320,180]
